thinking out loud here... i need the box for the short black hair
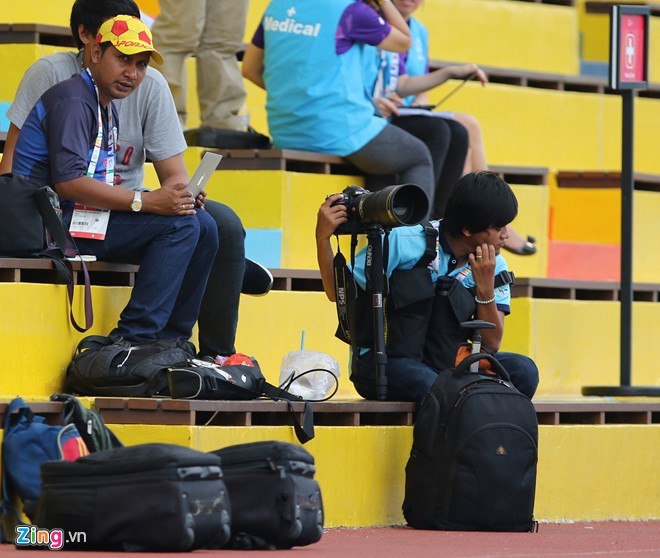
[442,171,518,237]
[70,0,141,49]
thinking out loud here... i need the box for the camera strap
[333,249,356,347]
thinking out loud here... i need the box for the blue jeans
[351,350,539,403]
[198,200,245,356]
[69,208,218,343]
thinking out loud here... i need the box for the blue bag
[2,397,88,532]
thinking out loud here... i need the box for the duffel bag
[33,443,231,551]
[211,441,323,549]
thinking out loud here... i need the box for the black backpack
[66,335,196,397]
[403,352,538,532]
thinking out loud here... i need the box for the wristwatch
[130,190,142,212]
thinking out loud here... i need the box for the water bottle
[238,104,250,131]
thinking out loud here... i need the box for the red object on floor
[5,521,659,557]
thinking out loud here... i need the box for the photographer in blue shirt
[316,172,539,403]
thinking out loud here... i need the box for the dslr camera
[329,183,428,235]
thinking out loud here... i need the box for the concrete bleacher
[1,0,660,528]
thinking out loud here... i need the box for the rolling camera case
[210,441,324,549]
[34,443,231,551]
[402,353,538,532]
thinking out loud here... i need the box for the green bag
[50,393,122,453]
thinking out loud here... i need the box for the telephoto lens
[358,183,428,227]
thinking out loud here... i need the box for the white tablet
[188,152,223,197]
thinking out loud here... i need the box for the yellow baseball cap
[96,15,163,65]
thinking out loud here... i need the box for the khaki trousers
[152,0,249,130]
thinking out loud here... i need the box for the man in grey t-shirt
[0,0,269,359]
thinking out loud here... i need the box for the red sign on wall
[610,6,649,90]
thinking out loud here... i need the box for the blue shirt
[13,72,117,207]
[369,16,429,107]
[257,0,389,156]
[351,221,512,314]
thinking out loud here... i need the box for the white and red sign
[610,6,649,90]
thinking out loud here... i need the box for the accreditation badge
[69,204,110,240]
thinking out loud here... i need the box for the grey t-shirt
[7,51,187,190]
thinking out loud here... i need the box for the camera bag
[210,441,323,549]
[66,335,196,397]
[34,443,231,551]
[184,126,272,149]
[402,352,538,532]
[167,358,315,443]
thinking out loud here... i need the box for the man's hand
[194,190,207,210]
[316,195,348,302]
[316,195,348,243]
[143,182,196,215]
[469,243,496,298]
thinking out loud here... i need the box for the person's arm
[153,153,189,189]
[468,243,504,351]
[0,124,20,174]
[55,177,196,216]
[316,195,348,302]
[396,63,487,99]
[349,0,410,53]
[152,152,210,209]
[242,43,265,89]
[371,0,411,52]
[2,56,75,175]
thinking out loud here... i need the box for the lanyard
[83,68,115,186]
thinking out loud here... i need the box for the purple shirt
[252,1,391,54]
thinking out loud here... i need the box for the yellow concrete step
[3,282,660,398]
[0,1,75,27]
[236,78,660,176]
[0,44,72,100]
[104,422,660,525]
[506,297,660,393]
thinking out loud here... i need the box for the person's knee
[453,112,481,139]
[204,200,245,244]
[498,353,539,399]
[197,209,220,251]
[445,118,469,150]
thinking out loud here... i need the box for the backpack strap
[333,250,357,347]
[34,187,93,333]
[415,220,438,269]
[454,352,511,383]
[495,269,515,289]
[257,381,315,444]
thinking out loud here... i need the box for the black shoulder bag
[0,173,93,332]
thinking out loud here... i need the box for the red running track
[3,521,659,557]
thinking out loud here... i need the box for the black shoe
[241,258,273,296]
[503,235,537,256]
